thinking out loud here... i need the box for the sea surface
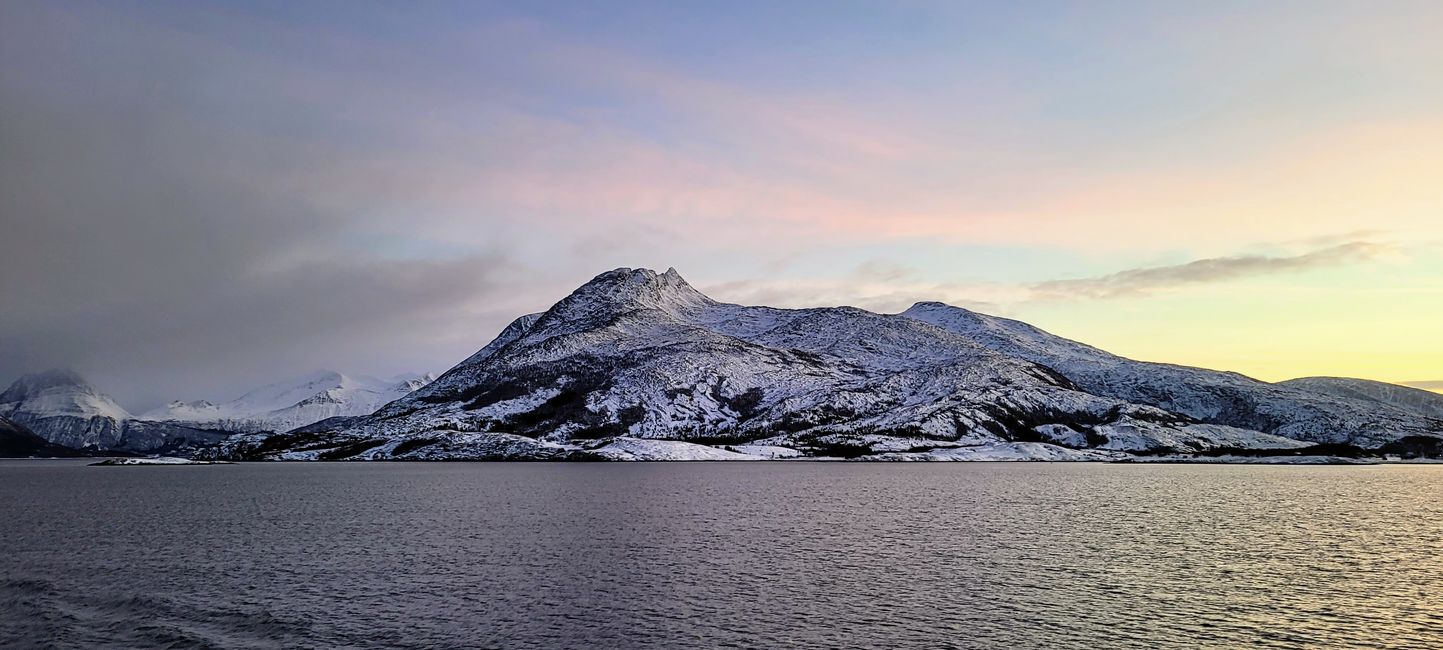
[1,460,1440,649]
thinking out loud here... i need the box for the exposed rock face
[0,415,93,457]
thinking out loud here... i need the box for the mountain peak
[1,369,102,405]
[390,371,436,385]
[4,368,91,393]
[588,266,692,291]
[0,369,131,420]
[905,301,968,313]
[901,301,989,327]
[588,266,696,289]
[298,369,346,385]
[171,399,215,409]
[541,266,716,325]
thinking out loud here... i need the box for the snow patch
[865,442,1127,462]
[90,456,231,465]
[583,438,759,461]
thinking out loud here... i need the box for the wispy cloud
[702,261,1012,315]
[1028,242,1393,300]
[706,241,1400,313]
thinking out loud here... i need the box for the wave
[0,578,312,649]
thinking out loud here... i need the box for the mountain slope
[0,415,94,457]
[900,303,1443,447]
[143,371,434,433]
[1278,377,1443,420]
[218,268,1320,461]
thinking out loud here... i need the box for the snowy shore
[90,457,233,466]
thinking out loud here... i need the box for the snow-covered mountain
[0,370,229,452]
[901,303,1443,447]
[142,370,434,434]
[213,267,1441,462]
[1277,377,1443,421]
[0,368,432,453]
[0,369,131,449]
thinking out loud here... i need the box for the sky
[1,0,1440,410]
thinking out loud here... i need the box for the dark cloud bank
[0,3,524,409]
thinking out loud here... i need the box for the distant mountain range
[0,369,431,455]
[0,369,219,453]
[140,370,434,434]
[202,267,1443,461]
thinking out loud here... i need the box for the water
[1,461,1440,649]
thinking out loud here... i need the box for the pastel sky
[2,0,1440,408]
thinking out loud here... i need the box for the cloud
[704,278,1007,316]
[0,5,543,408]
[702,260,1018,315]
[1402,381,1443,392]
[704,240,1400,315]
[1028,242,1393,300]
[0,253,521,407]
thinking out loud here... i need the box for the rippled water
[1,461,1441,649]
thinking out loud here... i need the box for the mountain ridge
[0,368,433,452]
[901,302,1441,446]
[213,267,1441,461]
[1278,376,1443,421]
[141,370,435,433]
